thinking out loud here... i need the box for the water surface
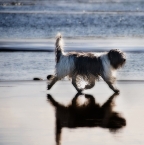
[0,81,144,145]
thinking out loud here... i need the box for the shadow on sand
[47,93,126,145]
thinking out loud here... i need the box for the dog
[47,93,126,144]
[47,33,126,93]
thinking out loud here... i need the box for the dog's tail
[55,33,64,63]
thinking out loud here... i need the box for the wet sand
[0,80,144,145]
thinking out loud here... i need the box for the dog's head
[108,49,126,69]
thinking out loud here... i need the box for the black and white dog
[48,34,126,93]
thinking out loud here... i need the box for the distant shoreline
[0,38,144,52]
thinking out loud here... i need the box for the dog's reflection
[47,93,126,145]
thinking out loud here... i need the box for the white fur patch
[100,53,116,83]
[56,55,75,79]
[56,33,64,52]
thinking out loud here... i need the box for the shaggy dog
[48,34,126,93]
[47,93,126,144]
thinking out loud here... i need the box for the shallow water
[0,0,144,39]
[0,51,144,81]
[0,81,144,145]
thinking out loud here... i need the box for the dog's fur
[48,33,126,93]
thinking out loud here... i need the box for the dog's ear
[108,49,118,60]
[108,49,126,69]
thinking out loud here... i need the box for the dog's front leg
[101,73,119,93]
[48,75,58,90]
[105,80,119,93]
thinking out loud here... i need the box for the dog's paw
[47,75,53,80]
[47,85,52,90]
[77,92,84,95]
[47,94,52,99]
[77,89,84,93]
[114,89,120,94]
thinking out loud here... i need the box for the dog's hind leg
[85,76,96,89]
[48,75,59,90]
[72,76,83,92]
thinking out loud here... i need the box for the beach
[0,80,144,145]
[0,0,144,144]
